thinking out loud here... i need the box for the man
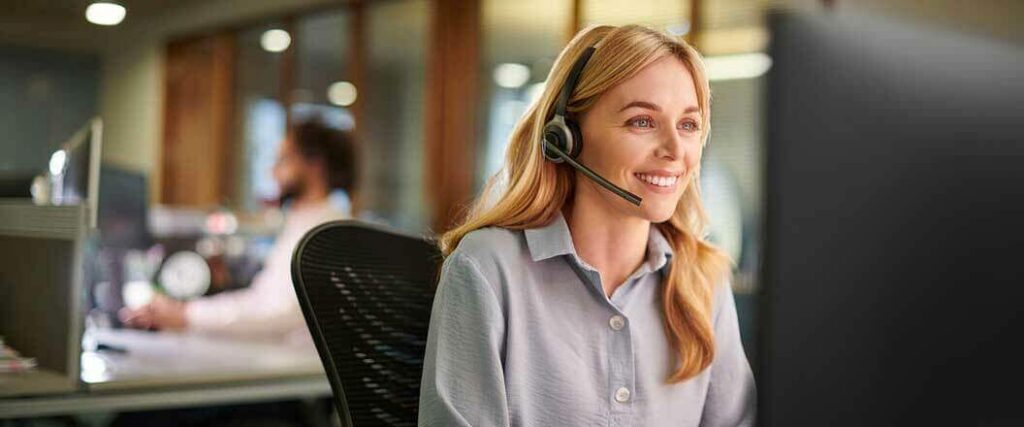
[121,120,355,343]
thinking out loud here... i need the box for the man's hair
[291,119,357,194]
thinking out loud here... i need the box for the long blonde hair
[441,25,732,383]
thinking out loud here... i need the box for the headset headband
[554,46,596,118]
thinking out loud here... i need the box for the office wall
[99,44,162,179]
[0,45,100,176]
[96,0,344,202]
[5,0,1017,204]
[90,0,1024,204]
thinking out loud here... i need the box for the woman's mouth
[634,172,680,193]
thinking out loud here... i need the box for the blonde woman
[419,25,755,427]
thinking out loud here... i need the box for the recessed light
[493,63,531,89]
[85,2,126,26]
[327,81,358,107]
[260,29,292,53]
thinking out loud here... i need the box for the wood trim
[160,41,175,205]
[212,33,237,204]
[424,0,480,233]
[160,32,237,207]
[348,0,367,215]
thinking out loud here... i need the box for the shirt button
[609,315,626,331]
[614,387,631,403]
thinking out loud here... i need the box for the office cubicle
[0,202,89,398]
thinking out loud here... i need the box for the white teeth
[635,173,678,188]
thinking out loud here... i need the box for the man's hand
[119,294,188,331]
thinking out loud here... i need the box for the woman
[419,25,755,427]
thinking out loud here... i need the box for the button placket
[609,315,626,331]
[607,310,635,426]
[614,386,631,403]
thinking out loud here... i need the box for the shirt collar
[645,224,673,273]
[524,213,576,262]
[524,212,674,273]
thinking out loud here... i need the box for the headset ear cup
[564,119,583,159]
[542,121,568,163]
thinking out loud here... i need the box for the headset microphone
[541,46,643,207]
[543,136,642,206]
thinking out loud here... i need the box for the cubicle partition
[0,201,89,398]
[0,200,333,420]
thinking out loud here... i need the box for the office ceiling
[1,0,199,19]
[0,0,207,50]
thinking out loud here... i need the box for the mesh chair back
[292,220,441,427]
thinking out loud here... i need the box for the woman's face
[576,55,703,223]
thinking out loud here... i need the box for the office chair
[292,220,441,427]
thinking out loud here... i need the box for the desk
[0,370,72,398]
[82,328,326,390]
[0,329,332,419]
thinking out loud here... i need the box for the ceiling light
[260,29,292,53]
[704,53,773,81]
[493,63,531,89]
[85,2,126,26]
[327,81,358,107]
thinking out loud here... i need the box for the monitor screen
[49,118,102,227]
[760,11,1024,426]
[97,165,150,249]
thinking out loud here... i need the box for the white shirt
[185,200,347,343]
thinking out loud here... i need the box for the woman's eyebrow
[618,101,700,114]
[619,100,660,112]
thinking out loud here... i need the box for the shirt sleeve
[700,280,757,427]
[184,226,306,337]
[183,255,304,337]
[418,252,510,427]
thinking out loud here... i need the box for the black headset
[541,46,643,206]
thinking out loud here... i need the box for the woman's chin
[650,212,675,224]
[637,203,677,224]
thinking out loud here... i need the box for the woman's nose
[654,129,684,161]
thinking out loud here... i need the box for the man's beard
[277,179,306,207]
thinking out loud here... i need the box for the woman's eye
[628,116,655,129]
[679,120,700,132]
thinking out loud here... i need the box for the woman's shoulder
[447,226,530,279]
[711,273,740,326]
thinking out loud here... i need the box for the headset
[541,46,643,206]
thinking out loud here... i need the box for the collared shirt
[419,213,755,427]
[185,200,348,343]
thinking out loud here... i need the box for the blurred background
[0,0,1020,425]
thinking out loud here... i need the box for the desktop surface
[82,328,325,391]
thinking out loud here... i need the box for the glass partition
[361,0,429,232]
[235,22,286,211]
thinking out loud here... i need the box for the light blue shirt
[419,213,756,426]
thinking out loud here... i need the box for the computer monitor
[49,118,102,227]
[760,11,1024,426]
[97,165,151,250]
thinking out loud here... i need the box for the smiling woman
[575,55,704,223]
[421,24,755,427]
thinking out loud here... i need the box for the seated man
[121,120,356,343]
